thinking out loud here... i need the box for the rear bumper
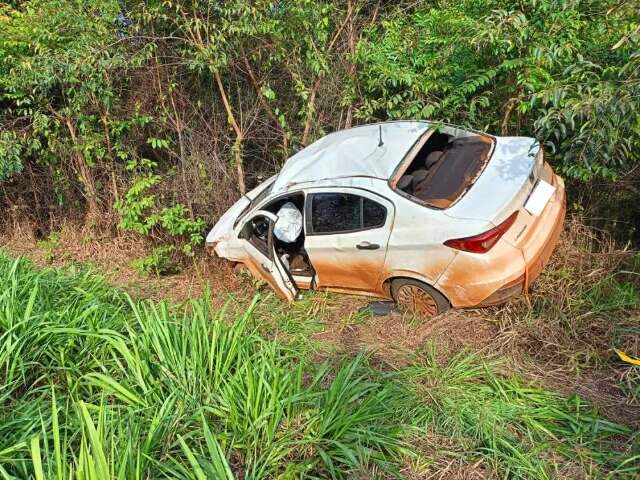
[521,175,566,286]
[436,173,566,307]
[482,174,566,305]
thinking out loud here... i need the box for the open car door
[237,210,298,301]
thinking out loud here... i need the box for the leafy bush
[129,244,176,276]
[353,0,640,180]
[36,231,61,263]
[0,131,23,182]
[1,0,639,244]
[115,174,205,254]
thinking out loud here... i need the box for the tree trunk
[169,92,195,218]
[214,70,246,194]
[501,97,519,136]
[344,0,357,129]
[302,79,321,146]
[65,118,100,223]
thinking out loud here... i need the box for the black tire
[391,278,450,317]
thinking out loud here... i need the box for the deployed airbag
[274,202,303,243]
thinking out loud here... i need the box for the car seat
[397,174,413,191]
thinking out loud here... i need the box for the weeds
[401,348,639,478]
[494,217,640,377]
[129,244,177,276]
[0,253,403,478]
[251,292,334,358]
[0,251,638,479]
[36,232,61,263]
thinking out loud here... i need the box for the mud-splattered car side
[206,121,566,317]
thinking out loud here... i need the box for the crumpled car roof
[271,121,430,194]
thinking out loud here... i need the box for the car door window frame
[305,190,389,236]
[239,214,274,259]
[236,209,298,300]
[238,189,306,229]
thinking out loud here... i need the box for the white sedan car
[206,121,565,316]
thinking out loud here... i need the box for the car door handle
[356,241,380,250]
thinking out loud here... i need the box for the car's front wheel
[391,279,450,317]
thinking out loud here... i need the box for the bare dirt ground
[2,222,638,426]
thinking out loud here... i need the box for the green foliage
[1,252,638,478]
[354,1,495,122]
[0,0,127,170]
[0,131,23,181]
[1,0,639,246]
[36,231,61,263]
[0,253,405,479]
[0,0,202,252]
[114,172,205,254]
[130,245,176,276]
[114,173,163,235]
[354,0,640,180]
[534,45,640,180]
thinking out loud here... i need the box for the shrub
[129,244,176,276]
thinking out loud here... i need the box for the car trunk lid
[444,137,539,225]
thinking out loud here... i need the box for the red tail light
[444,212,518,254]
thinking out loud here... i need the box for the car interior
[396,129,493,208]
[261,193,315,278]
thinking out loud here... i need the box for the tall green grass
[401,348,639,478]
[0,254,403,478]
[0,252,637,479]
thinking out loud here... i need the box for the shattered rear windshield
[395,131,493,209]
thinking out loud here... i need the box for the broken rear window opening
[308,193,387,234]
[393,129,493,209]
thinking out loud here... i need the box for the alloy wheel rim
[396,285,439,316]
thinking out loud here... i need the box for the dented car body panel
[303,186,396,293]
[207,121,566,308]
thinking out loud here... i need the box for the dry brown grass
[0,219,245,305]
[312,306,500,369]
[483,215,640,423]
[400,432,491,480]
[2,214,639,426]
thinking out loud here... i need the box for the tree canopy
[1,0,638,247]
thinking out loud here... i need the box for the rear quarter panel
[381,186,492,294]
[434,240,526,307]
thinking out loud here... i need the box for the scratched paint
[205,121,566,313]
[436,173,566,307]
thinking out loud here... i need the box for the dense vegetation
[1,0,639,252]
[0,252,638,478]
[1,2,639,477]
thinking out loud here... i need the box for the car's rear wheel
[391,279,450,317]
